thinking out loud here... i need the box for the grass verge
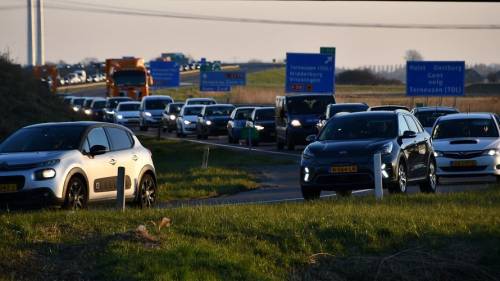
[0,187,499,280]
[141,137,295,201]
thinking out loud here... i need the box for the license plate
[331,165,358,174]
[0,183,17,193]
[451,160,477,167]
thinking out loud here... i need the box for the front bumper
[300,154,397,190]
[142,117,162,127]
[0,188,63,208]
[435,154,500,177]
[116,118,140,126]
[288,126,317,145]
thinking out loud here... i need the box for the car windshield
[92,101,106,109]
[84,99,93,108]
[145,99,172,110]
[234,108,254,120]
[184,107,203,116]
[319,115,397,141]
[188,100,215,105]
[287,96,334,115]
[433,118,499,139]
[0,126,86,153]
[118,103,140,111]
[107,98,132,109]
[328,105,368,118]
[206,106,234,116]
[168,104,183,114]
[72,98,85,106]
[113,70,146,86]
[414,110,458,127]
[255,109,275,121]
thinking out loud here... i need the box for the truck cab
[275,94,335,150]
[105,58,152,100]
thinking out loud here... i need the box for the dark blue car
[196,104,235,139]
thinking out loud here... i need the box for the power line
[6,1,500,30]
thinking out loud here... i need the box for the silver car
[432,113,500,183]
[0,122,157,209]
[114,101,141,127]
[176,105,204,137]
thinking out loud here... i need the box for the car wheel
[419,159,437,193]
[336,190,352,197]
[63,176,87,210]
[389,161,408,194]
[277,138,284,150]
[137,173,157,208]
[301,185,321,200]
[286,134,295,151]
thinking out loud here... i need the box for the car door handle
[132,155,138,161]
[109,159,117,165]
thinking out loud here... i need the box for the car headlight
[105,110,115,115]
[184,120,191,125]
[144,112,152,117]
[484,149,499,156]
[255,125,265,131]
[376,142,393,155]
[206,120,212,125]
[34,168,56,180]
[434,151,443,157]
[84,109,92,115]
[302,147,315,159]
[117,114,123,120]
[291,119,301,127]
[73,106,79,112]
[169,114,176,120]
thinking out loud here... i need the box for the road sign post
[116,166,126,211]
[373,153,383,200]
[285,53,335,94]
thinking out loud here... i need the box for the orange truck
[33,65,59,93]
[105,57,153,100]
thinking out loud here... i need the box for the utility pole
[36,0,45,65]
[27,0,35,66]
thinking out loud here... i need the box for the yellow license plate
[0,183,17,193]
[451,160,477,167]
[331,165,358,174]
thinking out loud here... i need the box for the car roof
[334,111,398,119]
[118,101,140,105]
[255,107,275,110]
[436,112,494,121]
[23,121,135,133]
[170,102,185,105]
[413,106,458,112]
[183,104,204,108]
[329,103,368,107]
[143,95,172,100]
[107,97,132,101]
[235,106,256,110]
[187,98,215,101]
[205,104,234,107]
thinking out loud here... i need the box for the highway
[138,129,496,207]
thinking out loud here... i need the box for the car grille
[0,163,37,172]
[0,176,25,191]
[315,173,373,185]
[442,151,483,159]
[441,166,487,172]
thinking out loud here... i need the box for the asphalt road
[137,128,496,207]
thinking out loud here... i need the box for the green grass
[1,187,499,280]
[141,137,295,201]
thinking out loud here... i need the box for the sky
[1,0,500,68]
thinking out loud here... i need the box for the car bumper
[207,126,228,136]
[435,155,500,177]
[142,118,162,127]
[116,118,140,126]
[288,126,317,145]
[0,188,63,208]
[300,154,398,190]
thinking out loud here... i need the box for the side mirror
[401,130,417,139]
[89,145,108,156]
[306,134,317,143]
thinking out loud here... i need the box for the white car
[432,113,500,183]
[176,105,204,137]
[185,98,216,105]
[0,122,157,210]
[114,101,141,127]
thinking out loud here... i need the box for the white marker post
[116,166,126,211]
[373,153,383,200]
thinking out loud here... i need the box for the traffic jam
[1,54,500,210]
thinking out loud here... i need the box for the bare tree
[404,50,424,61]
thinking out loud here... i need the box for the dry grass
[228,86,500,113]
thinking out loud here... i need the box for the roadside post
[373,153,383,200]
[116,166,126,211]
[202,146,210,169]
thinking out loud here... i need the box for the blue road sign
[149,61,180,88]
[200,71,246,92]
[406,61,465,96]
[285,53,335,94]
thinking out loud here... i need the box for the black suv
[196,104,235,139]
[300,111,436,199]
